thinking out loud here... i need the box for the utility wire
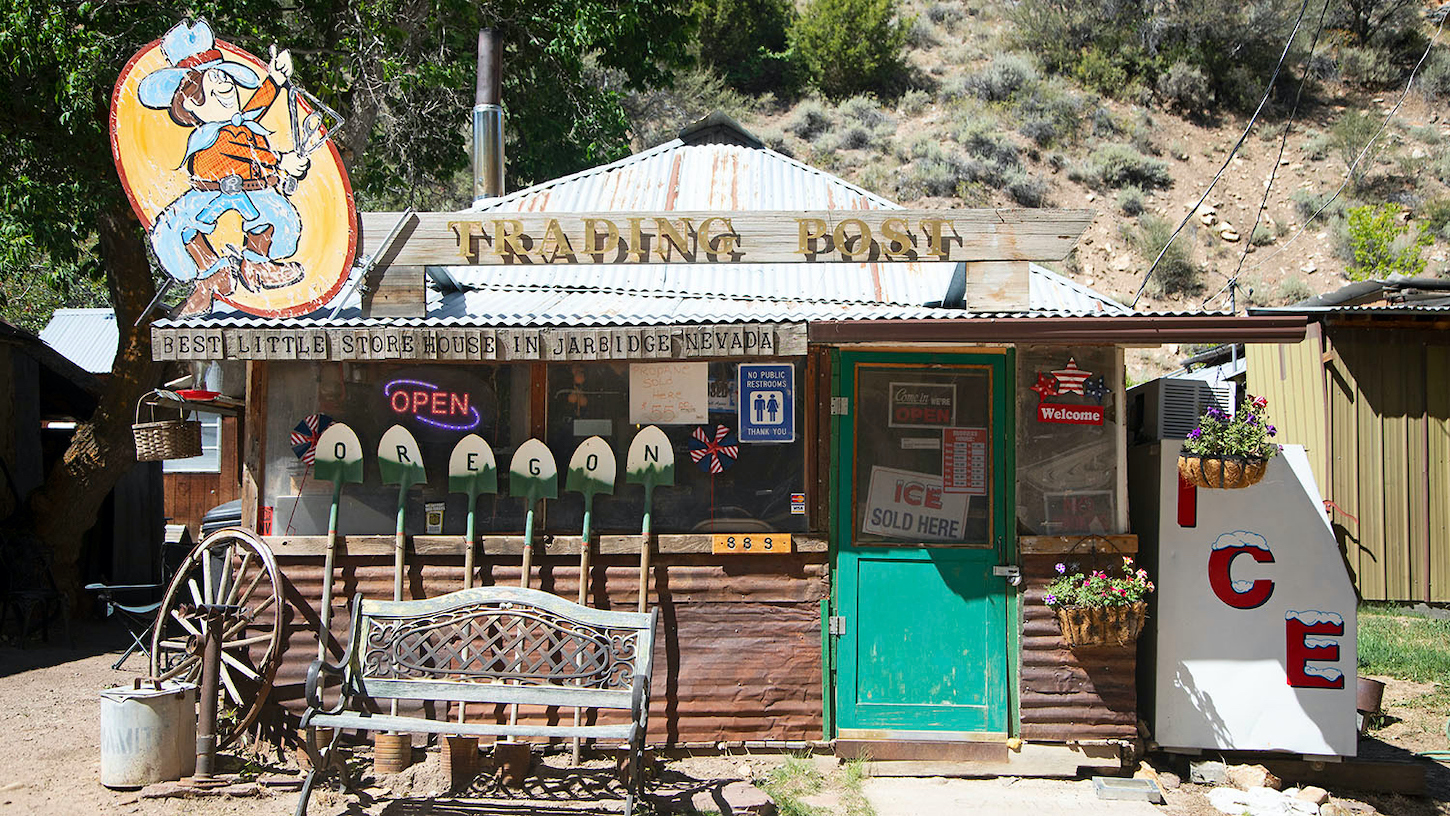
[1248,11,1448,275]
[1130,0,1315,309]
[1206,0,1336,312]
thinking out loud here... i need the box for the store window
[1015,345,1121,535]
[163,413,221,473]
[263,362,531,536]
[852,365,994,546]
[543,360,808,535]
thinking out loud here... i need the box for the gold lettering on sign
[834,218,871,260]
[448,220,482,260]
[654,218,694,261]
[922,218,949,259]
[493,219,528,259]
[882,217,911,259]
[539,218,576,263]
[626,217,647,261]
[700,216,739,255]
[583,218,619,261]
[797,218,828,255]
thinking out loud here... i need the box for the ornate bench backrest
[350,586,655,703]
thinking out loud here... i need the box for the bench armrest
[304,658,351,715]
[631,672,651,735]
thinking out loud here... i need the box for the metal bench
[296,585,658,816]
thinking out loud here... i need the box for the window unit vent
[1127,378,1236,441]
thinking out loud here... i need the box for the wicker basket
[1177,454,1268,489]
[1054,602,1147,647]
[132,397,202,462]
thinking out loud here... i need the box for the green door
[832,350,1013,737]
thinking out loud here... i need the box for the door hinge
[830,396,849,415]
[828,615,847,636]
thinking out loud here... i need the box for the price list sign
[942,427,988,496]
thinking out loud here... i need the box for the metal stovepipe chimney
[472,28,504,202]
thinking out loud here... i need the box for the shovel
[377,425,426,730]
[508,439,557,589]
[446,434,497,758]
[312,422,363,659]
[626,426,674,614]
[378,425,427,603]
[503,438,557,736]
[565,435,617,763]
[449,434,498,591]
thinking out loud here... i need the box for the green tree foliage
[790,0,909,99]
[695,0,797,93]
[1010,0,1299,110]
[1344,204,1433,281]
[0,0,694,596]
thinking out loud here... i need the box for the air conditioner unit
[1127,378,1236,441]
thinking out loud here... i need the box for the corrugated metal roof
[158,118,1137,330]
[39,308,119,373]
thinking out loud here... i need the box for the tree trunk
[26,202,162,605]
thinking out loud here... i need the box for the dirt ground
[2,621,1447,816]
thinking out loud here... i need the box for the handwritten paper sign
[629,362,707,424]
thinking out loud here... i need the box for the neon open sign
[384,379,481,431]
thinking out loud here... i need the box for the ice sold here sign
[861,466,970,541]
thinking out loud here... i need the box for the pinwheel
[688,424,738,474]
[290,413,332,464]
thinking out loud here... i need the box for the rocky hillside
[628,0,1450,375]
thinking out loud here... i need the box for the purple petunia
[1044,593,1057,605]
[1267,425,1276,436]
[1055,562,1067,574]
[1188,428,1202,440]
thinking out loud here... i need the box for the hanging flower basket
[1179,394,1278,488]
[1177,454,1268,489]
[1055,602,1148,647]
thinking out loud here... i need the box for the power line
[1130,0,1315,309]
[1248,11,1448,275]
[1206,0,1336,312]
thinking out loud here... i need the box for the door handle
[993,565,1022,586]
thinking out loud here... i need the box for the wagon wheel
[149,528,285,748]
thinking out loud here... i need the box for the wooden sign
[359,209,1091,266]
[711,533,792,554]
[111,19,356,318]
[152,322,807,361]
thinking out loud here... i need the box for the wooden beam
[1019,534,1138,555]
[361,265,425,318]
[240,361,267,531]
[359,209,1093,266]
[264,533,828,557]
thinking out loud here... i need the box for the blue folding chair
[86,582,164,670]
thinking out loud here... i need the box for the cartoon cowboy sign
[110,20,356,318]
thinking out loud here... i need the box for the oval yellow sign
[110,20,356,319]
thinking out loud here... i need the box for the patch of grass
[1276,277,1312,304]
[1128,214,1201,296]
[1358,605,1450,683]
[1074,142,1173,190]
[897,88,930,116]
[786,98,836,141]
[1117,186,1146,216]
[759,756,826,816]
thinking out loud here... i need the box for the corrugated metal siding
[1246,330,1328,489]
[266,555,826,745]
[1019,555,1137,741]
[1323,330,1450,602]
[38,308,119,373]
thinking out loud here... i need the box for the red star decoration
[1031,372,1060,398]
